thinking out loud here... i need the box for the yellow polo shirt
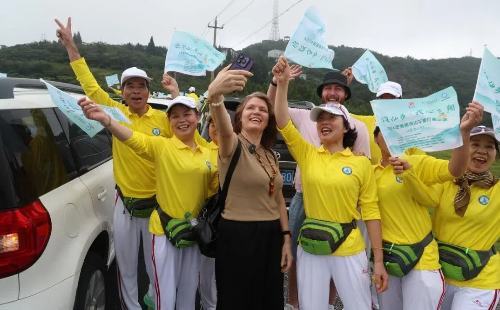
[70,58,208,198]
[433,180,500,289]
[110,87,122,95]
[279,120,380,256]
[208,141,219,197]
[374,154,454,270]
[351,114,425,164]
[187,93,199,103]
[123,132,218,235]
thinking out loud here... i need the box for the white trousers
[199,255,217,310]
[152,234,201,310]
[297,246,371,310]
[378,269,446,310]
[114,193,156,310]
[441,283,500,310]
[357,219,380,309]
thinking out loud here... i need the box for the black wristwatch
[270,80,277,87]
[281,230,291,237]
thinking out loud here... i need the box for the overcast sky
[1,0,499,60]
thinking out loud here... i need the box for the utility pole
[208,17,223,81]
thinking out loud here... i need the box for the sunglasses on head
[471,126,494,134]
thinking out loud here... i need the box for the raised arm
[78,98,132,141]
[207,66,253,159]
[266,63,302,105]
[55,17,81,62]
[448,101,483,177]
[162,73,180,99]
[341,67,354,86]
[56,17,121,109]
[273,56,291,129]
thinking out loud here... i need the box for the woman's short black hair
[343,117,357,149]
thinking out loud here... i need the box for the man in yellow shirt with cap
[56,17,208,310]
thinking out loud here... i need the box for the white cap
[121,67,152,85]
[470,126,497,140]
[376,81,402,98]
[166,96,197,113]
[189,86,196,93]
[310,103,351,123]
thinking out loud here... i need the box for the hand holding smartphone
[229,52,254,72]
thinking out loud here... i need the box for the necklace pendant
[269,180,274,196]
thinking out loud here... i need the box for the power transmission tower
[208,17,224,81]
[269,0,280,41]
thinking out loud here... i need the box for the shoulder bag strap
[219,139,242,212]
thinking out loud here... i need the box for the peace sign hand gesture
[55,17,75,48]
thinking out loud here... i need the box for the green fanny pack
[117,185,157,219]
[298,218,357,255]
[437,240,497,281]
[371,232,433,277]
[156,207,197,249]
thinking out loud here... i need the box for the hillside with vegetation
[0,36,487,123]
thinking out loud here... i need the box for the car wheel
[74,252,107,310]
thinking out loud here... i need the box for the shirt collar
[171,135,203,152]
[317,146,353,157]
[126,104,154,117]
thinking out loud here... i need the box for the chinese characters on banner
[105,74,119,87]
[164,30,226,76]
[371,87,461,157]
[284,6,335,69]
[41,79,131,137]
[473,47,500,114]
[352,50,388,93]
[491,112,500,141]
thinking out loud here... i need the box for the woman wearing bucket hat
[371,100,483,310]
[273,56,388,310]
[417,124,500,310]
[77,95,218,310]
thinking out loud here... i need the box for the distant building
[284,36,290,42]
[268,49,285,59]
[220,47,238,58]
[299,74,307,80]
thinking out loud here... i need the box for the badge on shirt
[152,128,161,136]
[342,166,353,175]
[206,161,212,170]
[478,195,490,205]
[396,176,403,183]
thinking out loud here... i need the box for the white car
[0,78,116,310]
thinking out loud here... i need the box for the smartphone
[229,52,255,71]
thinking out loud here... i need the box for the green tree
[73,32,82,44]
[147,36,155,54]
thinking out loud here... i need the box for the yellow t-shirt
[110,88,122,95]
[208,141,219,197]
[70,58,208,198]
[351,114,425,164]
[433,179,500,289]
[279,120,380,256]
[374,154,454,270]
[187,93,199,103]
[123,132,218,235]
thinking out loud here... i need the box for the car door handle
[97,190,107,201]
